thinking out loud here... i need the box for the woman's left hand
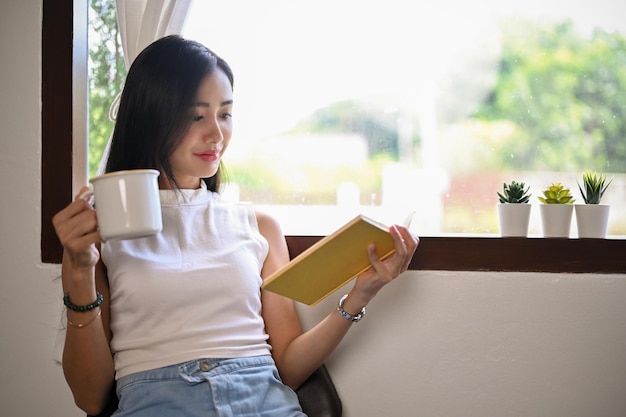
[351,224,419,306]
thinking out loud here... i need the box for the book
[261,214,396,306]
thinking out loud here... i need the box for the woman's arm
[53,189,115,415]
[256,211,418,389]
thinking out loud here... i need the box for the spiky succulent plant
[538,182,575,204]
[497,181,531,203]
[577,170,612,204]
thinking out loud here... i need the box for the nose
[203,116,224,143]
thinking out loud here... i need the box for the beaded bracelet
[63,291,104,312]
[337,294,366,323]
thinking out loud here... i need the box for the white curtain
[98,0,193,174]
[116,0,192,70]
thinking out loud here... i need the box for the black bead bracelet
[63,291,104,312]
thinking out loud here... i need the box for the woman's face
[166,68,233,189]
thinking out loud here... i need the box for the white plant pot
[539,204,574,238]
[497,203,531,237]
[575,204,610,239]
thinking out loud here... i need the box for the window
[182,0,626,237]
[42,0,626,272]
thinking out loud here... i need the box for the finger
[75,186,97,208]
[393,225,419,268]
[389,225,408,256]
[389,225,411,271]
[55,207,99,247]
[52,198,92,235]
[367,243,396,283]
[52,186,94,234]
[64,230,100,255]
[74,186,91,201]
[393,224,419,249]
[381,225,412,274]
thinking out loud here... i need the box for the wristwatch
[337,294,366,323]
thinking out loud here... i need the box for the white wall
[0,1,83,416]
[1,1,626,416]
[300,272,626,416]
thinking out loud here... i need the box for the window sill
[286,236,626,273]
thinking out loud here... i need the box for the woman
[53,35,418,416]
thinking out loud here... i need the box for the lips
[194,150,219,162]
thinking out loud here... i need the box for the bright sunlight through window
[90,0,626,237]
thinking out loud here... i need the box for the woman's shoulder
[254,209,281,230]
[254,209,284,241]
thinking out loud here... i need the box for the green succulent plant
[577,170,612,204]
[497,181,531,203]
[538,182,575,204]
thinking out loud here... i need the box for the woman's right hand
[54,188,114,415]
[52,186,102,269]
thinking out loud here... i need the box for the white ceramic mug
[81,169,162,241]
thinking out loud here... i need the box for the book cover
[261,214,395,305]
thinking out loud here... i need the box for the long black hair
[105,35,234,192]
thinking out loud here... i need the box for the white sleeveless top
[101,183,271,379]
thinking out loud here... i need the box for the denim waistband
[112,355,305,417]
[117,355,276,390]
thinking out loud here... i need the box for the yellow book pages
[261,214,395,305]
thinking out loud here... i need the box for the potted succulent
[538,182,575,238]
[497,181,532,237]
[575,170,612,238]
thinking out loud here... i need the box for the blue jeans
[112,355,306,417]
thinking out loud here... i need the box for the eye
[192,114,204,122]
[220,112,232,120]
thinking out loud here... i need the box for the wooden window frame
[41,1,626,273]
[41,0,73,264]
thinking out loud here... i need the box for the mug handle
[79,189,95,208]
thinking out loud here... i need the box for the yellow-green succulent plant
[538,182,575,204]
